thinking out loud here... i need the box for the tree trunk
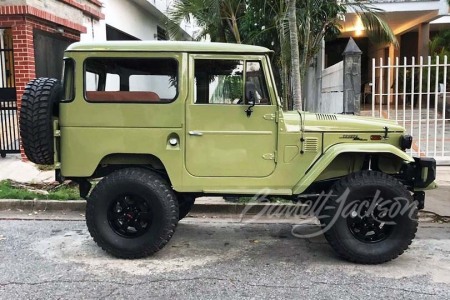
[300,4,311,110]
[277,5,290,111]
[288,0,302,110]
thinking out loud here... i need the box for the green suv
[19,41,436,264]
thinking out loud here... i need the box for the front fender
[292,143,414,194]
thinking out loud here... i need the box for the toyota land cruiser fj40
[19,41,436,264]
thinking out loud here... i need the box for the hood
[283,112,405,133]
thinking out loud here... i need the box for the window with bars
[157,26,168,41]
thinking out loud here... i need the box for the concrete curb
[0,199,86,212]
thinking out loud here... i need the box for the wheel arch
[292,143,414,194]
[92,153,172,183]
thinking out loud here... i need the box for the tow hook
[413,191,425,210]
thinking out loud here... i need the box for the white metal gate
[370,56,450,164]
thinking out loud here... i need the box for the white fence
[319,61,344,113]
[371,56,450,164]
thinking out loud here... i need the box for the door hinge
[263,112,278,123]
[262,151,277,162]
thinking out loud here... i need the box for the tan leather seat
[86,91,161,102]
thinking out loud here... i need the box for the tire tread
[322,170,418,264]
[86,168,179,259]
[19,77,61,165]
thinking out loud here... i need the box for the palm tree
[288,0,302,110]
[167,0,244,43]
[292,0,397,108]
[168,0,398,111]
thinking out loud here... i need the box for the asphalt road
[0,217,449,299]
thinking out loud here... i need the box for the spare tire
[20,78,62,165]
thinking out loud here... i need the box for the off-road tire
[86,168,179,259]
[320,170,418,264]
[19,78,62,165]
[178,195,195,220]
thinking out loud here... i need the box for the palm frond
[345,1,397,46]
[359,12,398,46]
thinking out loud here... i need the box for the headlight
[401,135,413,150]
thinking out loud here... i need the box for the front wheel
[86,168,179,259]
[319,171,418,264]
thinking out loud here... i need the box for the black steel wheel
[86,168,179,259]
[346,197,395,243]
[107,195,153,238]
[319,170,418,264]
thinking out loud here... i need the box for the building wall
[80,15,106,41]
[103,0,160,40]
[0,2,104,102]
[0,0,104,27]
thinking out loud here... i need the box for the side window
[84,58,177,103]
[193,59,270,105]
[194,59,244,104]
[62,58,75,102]
[246,61,270,105]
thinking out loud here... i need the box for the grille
[316,113,337,121]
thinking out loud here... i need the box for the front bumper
[400,157,436,210]
[400,157,436,189]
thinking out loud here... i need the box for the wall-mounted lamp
[354,17,364,37]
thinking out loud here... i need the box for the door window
[194,59,270,105]
[194,60,244,104]
[246,61,270,105]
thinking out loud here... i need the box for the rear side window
[62,58,74,102]
[84,58,178,103]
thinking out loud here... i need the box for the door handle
[189,131,203,136]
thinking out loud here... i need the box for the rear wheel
[86,168,179,259]
[320,170,418,264]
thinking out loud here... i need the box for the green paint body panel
[58,41,435,195]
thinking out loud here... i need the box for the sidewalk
[0,154,449,218]
[0,154,54,183]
